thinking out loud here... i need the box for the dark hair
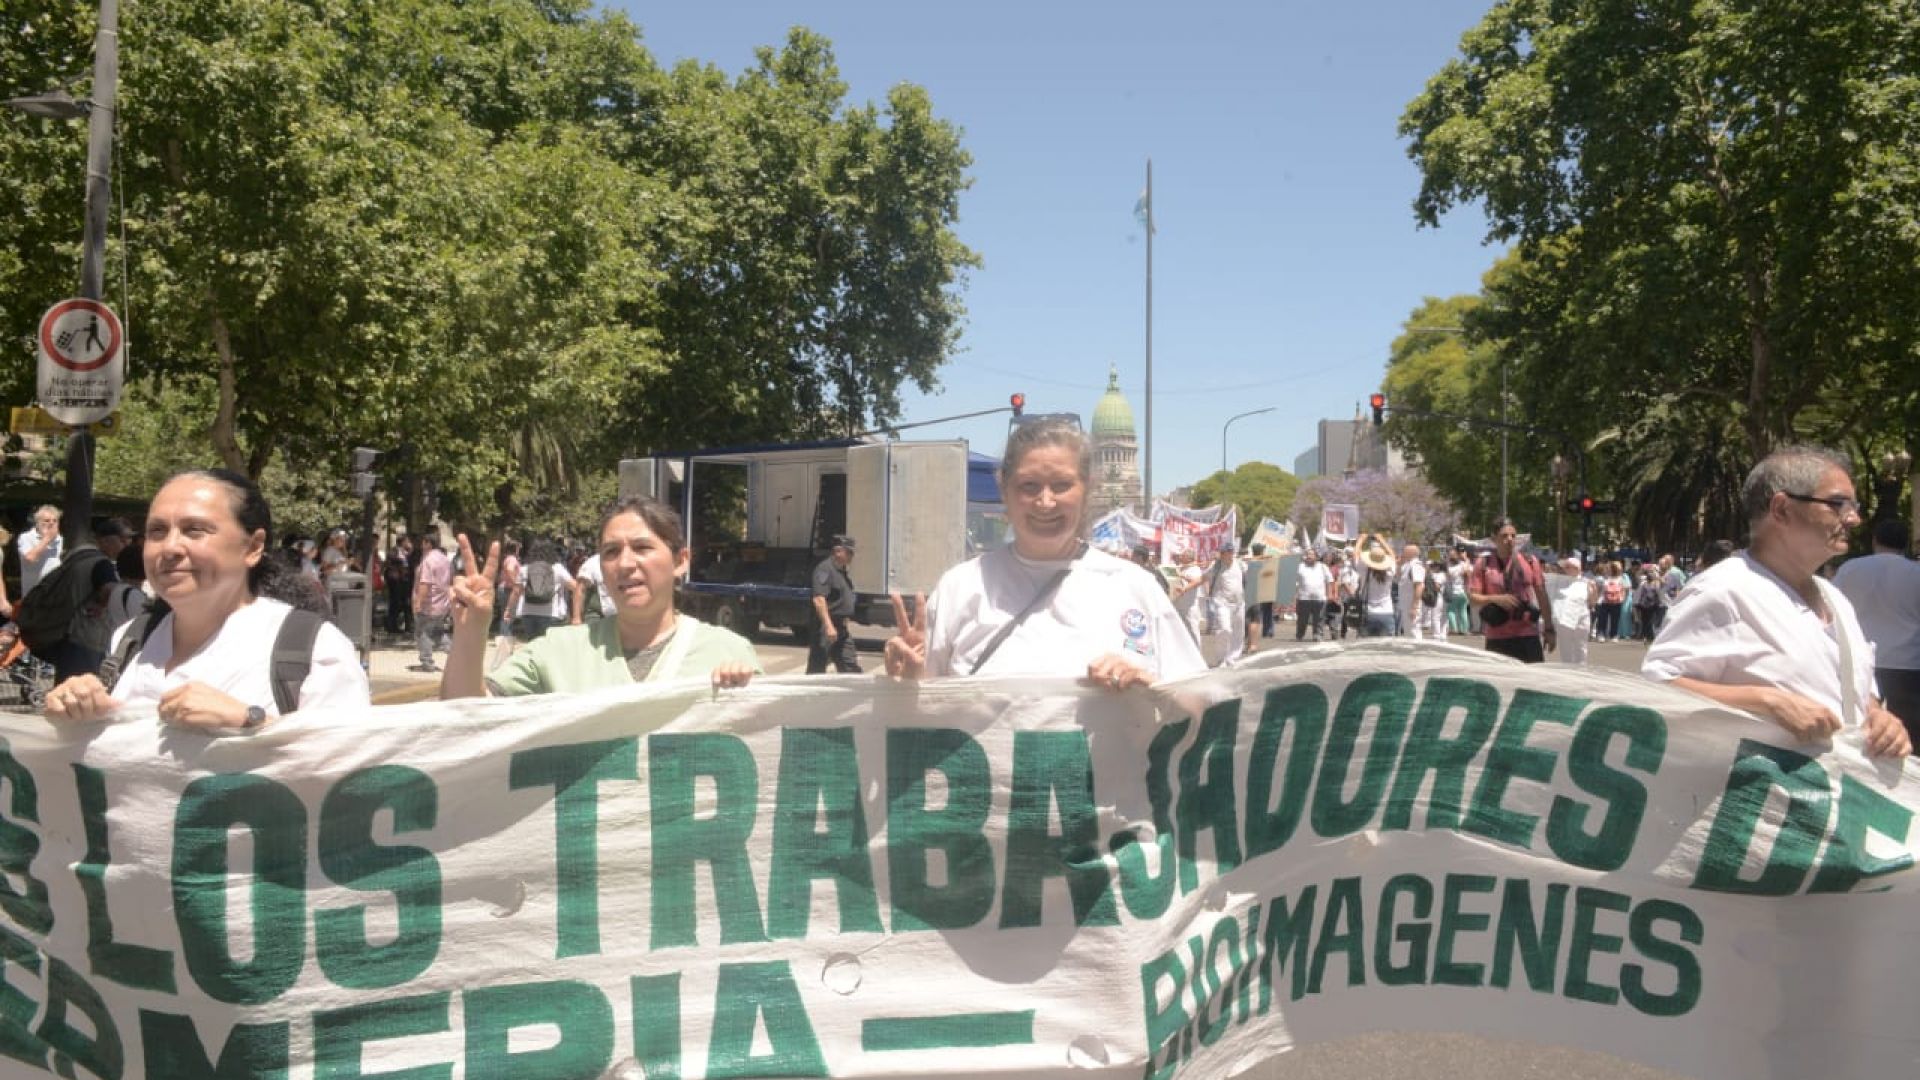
[1697,539,1737,569]
[94,517,133,542]
[168,468,319,610]
[1873,518,1910,553]
[597,495,686,551]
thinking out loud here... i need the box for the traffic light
[1564,495,1616,514]
[1010,392,1025,418]
[1369,393,1386,425]
[349,446,380,499]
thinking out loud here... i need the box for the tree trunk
[207,308,250,475]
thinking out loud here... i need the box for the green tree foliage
[1,4,975,533]
[1402,0,1920,543]
[1380,289,1589,538]
[1188,461,1300,544]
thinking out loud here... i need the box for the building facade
[1090,366,1144,516]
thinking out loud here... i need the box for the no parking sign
[36,297,124,426]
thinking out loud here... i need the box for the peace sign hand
[884,591,928,679]
[449,534,500,636]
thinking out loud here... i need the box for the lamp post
[1551,453,1570,553]
[5,0,119,548]
[1222,407,1275,474]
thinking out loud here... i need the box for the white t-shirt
[1172,565,1204,617]
[1335,565,1358,600]
[1447,560,1470,598]
[515,561,575,621]
[1833,553,1920,671]
[575,555,613,615]
[1396,560,1425,610]
[1548,573,1594,631]
[924,546,1206,680]
[1295,561,1332,601]
[109,597,371,716]
[1643,552,1877,725]
[17,530,61,595]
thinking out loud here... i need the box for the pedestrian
[807,535,861,674]
[573,538,613,623]
[1131,545,1170,595]
[511,540,572,643]
[1420,558,1450,641]
[1171,550,1206,644]
[319,529,351,582]
[1596,560,1628,641]
[383,537,414,635]
[493,539,522,638]
[1355,535,1398,638]
[44,469,370,728]
[411,533,452,672]
[1294,548,1332,641]
[1632,566,1663,643]
[883,416,1204,684]
[1329,552,1358,639]
[1200,545,1245,665]
[1833,518,1920,747]
[1466,518,1556,662]
[17,505,62,597]
[438,497,758,697]
[1643,445,1907,758]
[1549,556,1597,666]
[1244,542,1275,639]
[49,518,145,683]
[1395,543,1427,638]
[1445,548,1472,634]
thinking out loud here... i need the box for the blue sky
[622,0,1505,496]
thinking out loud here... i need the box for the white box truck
[619,438,1004,639]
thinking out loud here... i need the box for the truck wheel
[713,601,758,639]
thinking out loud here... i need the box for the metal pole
[1143,158,1153,512]
[1499,359,1509,521]
[64,0,118,548]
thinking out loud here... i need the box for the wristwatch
[241,705,268,731]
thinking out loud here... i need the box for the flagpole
[1143,158,1153,513]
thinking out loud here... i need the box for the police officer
[807,536,861,674]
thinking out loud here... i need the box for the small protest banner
[0,644,1912,1079]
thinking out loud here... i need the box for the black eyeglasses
[1784,492,1861,516]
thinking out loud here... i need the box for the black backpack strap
[101,601,170,690]
[270,610,324,715]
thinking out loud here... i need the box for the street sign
[35,297,124,426]
[8,406,120,437]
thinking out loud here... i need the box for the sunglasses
[1783,492,1860,516]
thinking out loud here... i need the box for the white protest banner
[0,643,1915,1079]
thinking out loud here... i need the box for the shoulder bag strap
[271,610,325,715]
[967,565,1074,676]
[1816,578,1863,728]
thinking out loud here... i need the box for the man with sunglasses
[1644,445,1910,758]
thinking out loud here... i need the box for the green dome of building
[1091,366,1135,440]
